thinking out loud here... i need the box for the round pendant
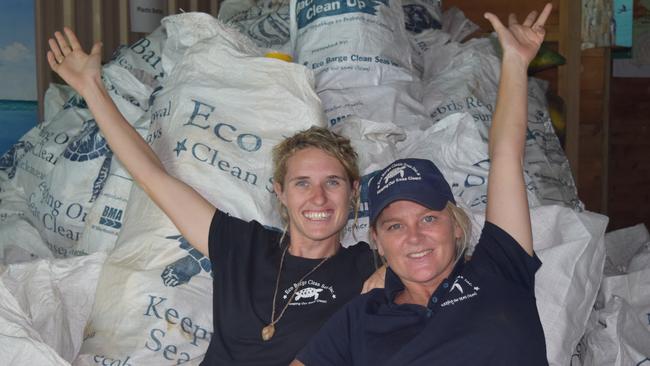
[262,324,275,341]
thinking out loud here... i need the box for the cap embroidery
[376,162,422,195]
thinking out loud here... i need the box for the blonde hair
[272,126,361,238]
[445,202,471,262]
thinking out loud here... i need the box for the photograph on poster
[0,0,38,155]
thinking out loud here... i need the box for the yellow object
[264,52,293,62]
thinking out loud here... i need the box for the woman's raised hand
[47,27,103,96]
[484,3,552,68]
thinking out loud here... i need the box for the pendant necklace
[262,245,330,341]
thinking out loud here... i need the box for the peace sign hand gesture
[47,27,103,97]
[484,3,552,69]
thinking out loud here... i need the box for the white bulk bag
[77,13,325,365]
[1,253,106,362]
[319,81,430,130]
[580,295,650,366]
[107,25,167,84]
[20,65,150,258]
[397,112,542,212]
[421,37,581,210]
[289,0,414,90]
[0,279,71,366]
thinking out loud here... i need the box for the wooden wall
[605,0,650,231]
[579,48,610,215]
[608,77,650,230]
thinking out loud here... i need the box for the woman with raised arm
[293,4,552,366]
[47,29,383,366]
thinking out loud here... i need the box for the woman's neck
[287,239,340,259]
[395,277,445,307]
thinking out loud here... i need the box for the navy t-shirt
[199,210,376,366]
[297,221,548,365]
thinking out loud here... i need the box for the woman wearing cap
[293,3,552,365]
[47,29,383,365]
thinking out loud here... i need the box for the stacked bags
[575,224,650,366]
[0,2,611,365]
[76,13,326,365]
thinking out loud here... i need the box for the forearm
[81,75,166,187]
[486,55,533,255]
[489,55,529,161]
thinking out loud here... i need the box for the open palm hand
[47,27,103,97]
[484,3,552,68]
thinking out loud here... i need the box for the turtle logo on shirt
[294,287,323,301]
[283,279,336,306]
[161,234,212,287]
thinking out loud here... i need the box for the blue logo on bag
[296,0,389,29]
[63,120,110,162]
[63,119,113,202]
[403,4,441,33]
[63,94,88,109]
[99,205,123,229]
[161,235,212,287]
[0,141,33,179]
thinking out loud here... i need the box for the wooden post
[558,0,582,183]
[119,0,129,45]
[92,0,102,42]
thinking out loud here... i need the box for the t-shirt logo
[441,275,479,307]
[294,287,324,301]
[283,279,337,306]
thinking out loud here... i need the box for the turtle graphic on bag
[161,234,213,287]
[63,119,113,202]
[0,140,34,179]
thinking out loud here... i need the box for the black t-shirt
[297,221,549,365]
[200,210,376,366]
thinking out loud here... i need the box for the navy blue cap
[368,158,455,225]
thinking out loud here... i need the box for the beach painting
[1,0,38,155]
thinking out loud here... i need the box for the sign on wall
[130,0,166,33]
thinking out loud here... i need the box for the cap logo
[376,162,422,195]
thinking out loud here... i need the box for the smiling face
[274,147,358,252]
[372,200,461,292]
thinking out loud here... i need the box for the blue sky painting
[0,0,38,154]
[0,0,37,101]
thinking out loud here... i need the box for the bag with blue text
[20,63,150,259]
[0,68,149,262]
[318,81,431,130]
[421,35,582,210]
[75,13,325,365]
[289,0,415,91]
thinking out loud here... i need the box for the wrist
[79,74,106,100]
[500,53,530,74]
